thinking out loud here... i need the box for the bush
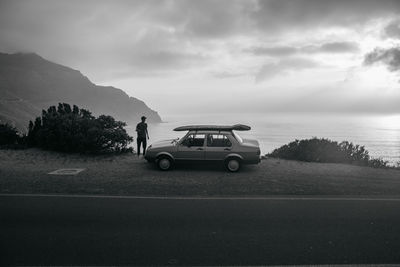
[27,103,133,153]
[0,123,25,148]
[268,137,388,168]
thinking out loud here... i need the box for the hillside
[0,52,161,130]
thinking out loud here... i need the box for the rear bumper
[243,157,261,164]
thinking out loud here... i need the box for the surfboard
[173,124,251,131]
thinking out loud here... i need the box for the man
[136,116,149,156]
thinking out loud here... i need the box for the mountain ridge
[0,52,162,130]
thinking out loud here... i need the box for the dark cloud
[158,0,400,38]
[161,0,400,38]
[364,47,400,71]
[384,19,400,39]
[253,0,400,32]
[255,57,318,82]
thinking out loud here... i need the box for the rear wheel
[157,156,173,171]
[225,158,241,172]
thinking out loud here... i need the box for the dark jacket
[136,122,148,138]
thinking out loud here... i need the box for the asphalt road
[1,194,400,266]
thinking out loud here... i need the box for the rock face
[0,52,162,130]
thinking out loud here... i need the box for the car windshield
[232,131,243,143]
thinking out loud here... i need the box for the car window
[182,134,205,147]
[207,134,232,147]
[233,131,243,143]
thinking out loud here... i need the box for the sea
[127,112,400,166]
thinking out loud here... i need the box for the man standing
[136,116,149,156]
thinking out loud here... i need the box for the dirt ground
[0,148,399,196]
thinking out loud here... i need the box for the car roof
[174,124,251,131]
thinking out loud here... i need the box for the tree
[27,103,133,153]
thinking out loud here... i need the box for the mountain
[0,52,162,130]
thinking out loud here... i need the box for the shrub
[268,137,388,168]
[0,123,22,146]
[27,103,133,153]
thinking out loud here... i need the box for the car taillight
[257,148,260,155]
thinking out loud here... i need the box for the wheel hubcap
[228,160,239,171]
[159,159,170,170]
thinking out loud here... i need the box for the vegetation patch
[25,103,133,154]
[1,103,133,154]
[0,123,26,149]
[268,138,389,168]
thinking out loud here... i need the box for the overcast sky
[1,0,400,115]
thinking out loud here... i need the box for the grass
[0,148,400,196]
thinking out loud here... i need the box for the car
[144,124,261,172]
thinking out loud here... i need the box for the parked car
[144,124,261,172]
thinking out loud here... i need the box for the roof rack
[173,124,251,131]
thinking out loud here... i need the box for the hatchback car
[144,124,260,172]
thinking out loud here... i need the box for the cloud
[211,71,247,79]
[248,42,359,57]
[364,47,400,71]
[255,57,318,82]
[166,0,252,38]
[247,46,298,56]
[384,19,400,39]
[313,42,359,53]
[128,51,207,71]
[253,0,400,32]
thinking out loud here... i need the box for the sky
[1,0,400,115]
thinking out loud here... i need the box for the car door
[205,133,233,160]
[176,133,206,160]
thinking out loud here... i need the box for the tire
[157,156,173,171]
[225,158,241,172]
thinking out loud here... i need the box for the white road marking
[1,193,400,201]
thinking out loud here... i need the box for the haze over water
[129,112,400,166]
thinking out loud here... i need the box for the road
[1,194,400,266]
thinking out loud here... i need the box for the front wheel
[225,158,241,172]
[157,156,173,171]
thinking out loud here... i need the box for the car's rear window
[233,131,243,143]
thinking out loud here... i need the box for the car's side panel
[176,145,205,160]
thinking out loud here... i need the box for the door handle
[224,148,231,151]
[196,148,203,150]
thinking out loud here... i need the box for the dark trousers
[137,137,147,155]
